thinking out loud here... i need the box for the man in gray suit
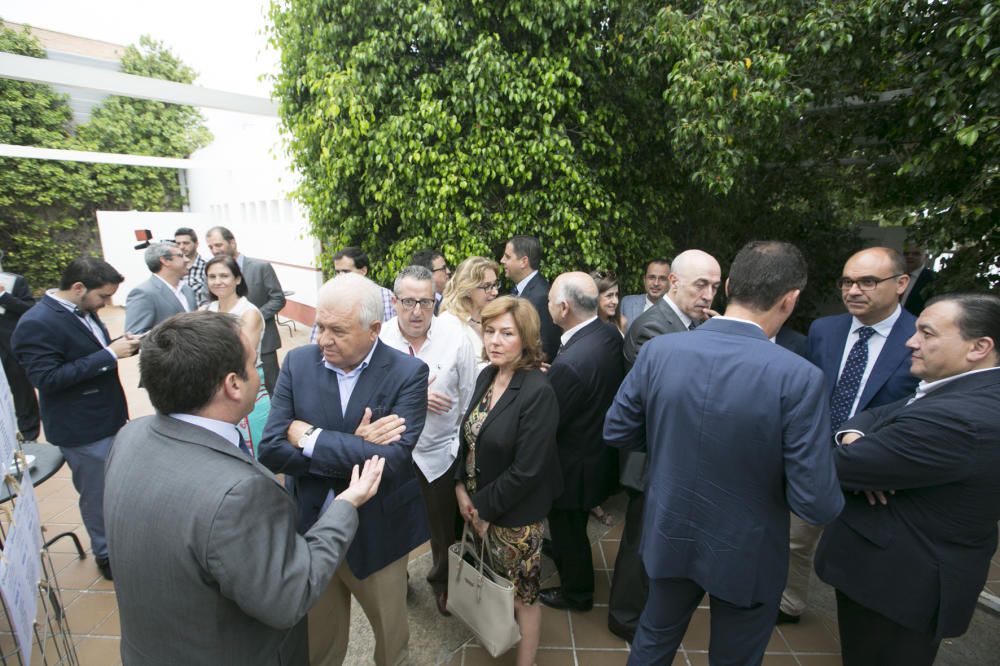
[105,311,385,666]
[123,243,196,334]
[206,226,287,395]
[609,248,722,642]
[620,258,671,331]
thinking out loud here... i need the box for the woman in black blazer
[455,295,561,666]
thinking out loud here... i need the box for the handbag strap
[458,521,490,577]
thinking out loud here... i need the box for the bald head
[548,272,599,330]
[667,250,722,321]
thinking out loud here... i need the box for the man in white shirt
[124,242,196,334]
[379,265,477,615]
[779,246,919,624]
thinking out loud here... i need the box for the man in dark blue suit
[780,247,919,623]
[11,257,141,580]
[816,293,1000,665]
[500,235,562,361]
[259,272,428,666]
[605,241,844,665]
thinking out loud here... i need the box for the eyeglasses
[432,265,450,275]
[836,274,903,291]
[397,298,436,310]
[476,282,500,292]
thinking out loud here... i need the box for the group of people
[2,231,997,666]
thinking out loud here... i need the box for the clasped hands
[286,407,406,449]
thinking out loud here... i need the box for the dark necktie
[688,321,697,331]
[236,430,252,458]
[510,285,519,296]
[830,326,876,429]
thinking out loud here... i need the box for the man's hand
[337,456,386,508]
[427,375,454,415]
[861,489,895,506]
[703,308,721,319]
[287,419,313,448]
[840,432,862,445]
[354,407,406,445]
[109,334,141,359]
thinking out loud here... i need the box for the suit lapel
[343,341,390,428]
[858,316,912,409]
[658,300,687,334]
[477,369,524,438]
[314,355,346,430]
[559,318,601,355]
[44,296,105,348]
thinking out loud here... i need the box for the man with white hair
[124,242,196,334]
[259,273,429,666]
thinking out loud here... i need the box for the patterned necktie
[830,326,876,429]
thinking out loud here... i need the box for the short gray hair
[145,242,177,273]
[552,274,599,314]
[318,272,385,326]
[393,265,434,294]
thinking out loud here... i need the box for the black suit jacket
[548,319,625,509]
[0,274,35,350]
[12,295,128,446]
[816,368,1000,639]
[455,366,562,526]
[902,267,936,316]
[517,273,561,362]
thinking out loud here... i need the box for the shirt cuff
[300,428,323,458]
[835,429,865,446]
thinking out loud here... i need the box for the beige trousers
[780,513,825,616]
[307,554,410,666]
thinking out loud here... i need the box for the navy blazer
[516,273,561,363]
[807,309,919,412]
[259,340,429,579]
[455,366,562,526]
[548,318,624,509]
[11,295,128,446]
[604,318,844,607]
[816,368,1000,638]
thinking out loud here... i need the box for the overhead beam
[0,143,215,169]
[0,51,277,117]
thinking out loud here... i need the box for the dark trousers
[1,347,39,441]
[836,589,940,666]
[608,489,648,639]
[547,507,594,604]
[261,350,280,397]
[628,577,778,666]
[414,464,458,594]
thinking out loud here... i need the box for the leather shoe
[607,617,636,643]
[436,590,451,616]
[539,587,592,612]
[95,556,113,581]
[776,609,800,625]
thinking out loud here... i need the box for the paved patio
[4,306,998,664]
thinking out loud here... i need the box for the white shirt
[559,316,598,347]
[909,366,1000,404]
[662,293,694,330]
[154,273,191,312]
[514,271,538,296]
[837,305,902,419]
[380,313,476,481]
[169,413,240,448]
[47,289,118,365]
[643,296,657,312]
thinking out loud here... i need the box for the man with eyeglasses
[778,246,919,625]
[379,265,477,616]
[410,248,450,315]
[124,242,197,334]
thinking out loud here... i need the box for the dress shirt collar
[515,271,538,296]
[169,413,241,448]
[712,315,764,333]
[910,366,1000,403]
[46,289,80,313]
[850,304,901,338]
[322,338,379,377]
[662,294,693,329]
[644,295,658,310]
[560,316,598,347]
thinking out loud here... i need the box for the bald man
[610,249,722,640]
[540,273,626,612]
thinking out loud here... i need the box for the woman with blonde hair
[455,296,561,666]
[439,255,500,362]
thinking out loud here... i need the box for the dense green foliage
[0,26,211,289]
[271,0,996,307]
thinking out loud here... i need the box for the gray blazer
[124,276,196,334]
[105,415,358,666]
[622,296,688,370]
[241,257,286,354]
[620,293,647,331]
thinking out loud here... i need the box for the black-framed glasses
[432,265,451,275]
[398,297,436,310]
[476,282,500,292]
[836,274,903,291]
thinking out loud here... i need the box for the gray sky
[3,0,277,97]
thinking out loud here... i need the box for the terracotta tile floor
[3,307,999,665]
